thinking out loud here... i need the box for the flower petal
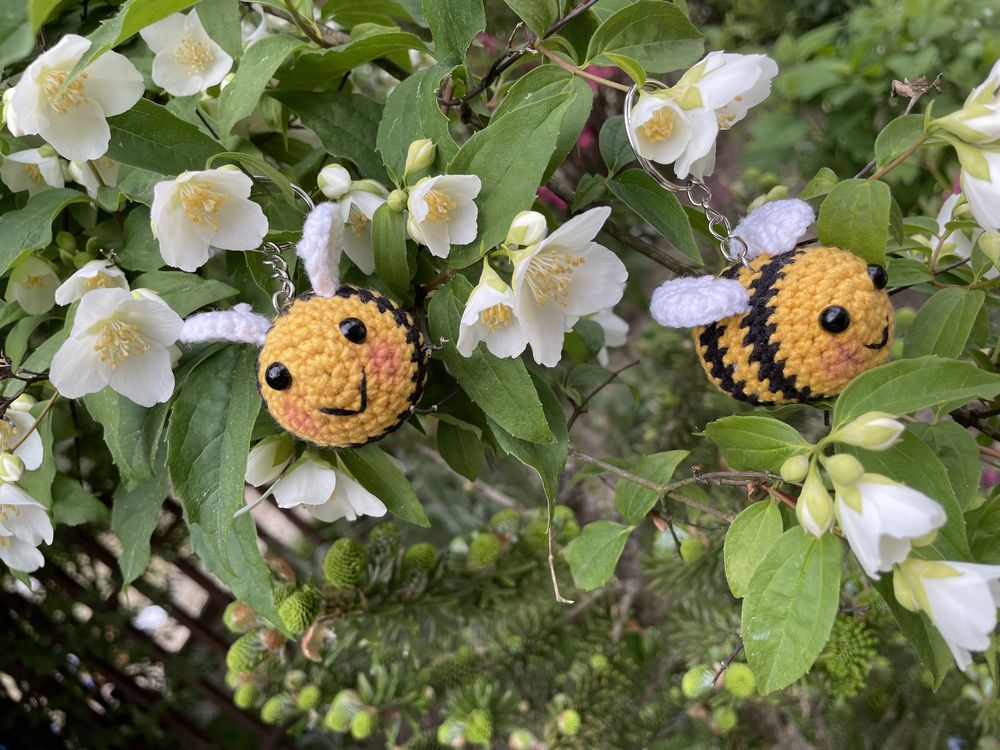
[82,50,145,116]
[107,345,176,407]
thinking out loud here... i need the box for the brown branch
[711,639,745,686]
[567,359,639,430]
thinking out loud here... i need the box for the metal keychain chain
[254,180,316,314]
[623,81,751,269]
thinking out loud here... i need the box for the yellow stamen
[639,107,674,142]
[93,319,150,368]
[479,303,512,332]
[179,183,228,228]
[41,69,88,114]
[0,537,9,549]
[717,112,737,130]
[23,274,47,289]
[84,272,116,291]
[0,505,22,524]
[347,205,370,238]
[424,189,456,221]
[24,164,43,184]
[0,420,17,449]
[525,252,586,307]
[174,34,215,75]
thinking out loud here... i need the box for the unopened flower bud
[350,178,389,197]
[831,412,905,452]
[10,394,36,412]
[505,210,548,246]
[780,454,810,483]
[823,453,864,486]
[3,87,23,137]
[387,188,408,213]
[318,163,352,199]
[0,452,24,483]
[403,138,436,177]
[796,464,833,537]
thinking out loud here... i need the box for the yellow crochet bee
[181,203,426,447]
[650,200,893,404]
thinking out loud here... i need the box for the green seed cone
[679,537,706,563]
[296,685,321,710]
[557,708,581,736]
[323,538,367,588]
[225,632,266,673]
[260,693,292,725]
[822,616,877,699]
[402,542,439,574]
[367,522,400,565]
[467,533,502,570]
[681,664,716,699]
[223,601,258,633]
[233,683,258,710]
[490,508,521,537]
[273,583,295,608]
[278,586,322,636]
[324,689,362,732]
[350,707,378,739]
[464,709,493,744]
[723,663,756,697]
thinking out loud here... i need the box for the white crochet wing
[297,202,344,297]
[180,303,272,346]
[649,276,749,328]
[730,198,815,259]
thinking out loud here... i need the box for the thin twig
[10,392,59,452]
[711,639,745,686]
[567,359,639,430]
[548,518,574,604]
[534,44,631,92]
[855,75,938,178]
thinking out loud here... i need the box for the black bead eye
[264,362,292,390]
[339,317,367,344]
[819,306,851,334]
[867,264,888,290]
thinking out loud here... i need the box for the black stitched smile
[319,369,367,416]
[864,324,890,350]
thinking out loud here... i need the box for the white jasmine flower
[339,190,386,274]
[510,207,627,367]
[245,435,295,487]
[894,558,1000,670]
[54,259,129,305]
[589,307,629,366]
[933,58,1000,144]
[10,34,144,161]
[681,51,779,130]
[151,168,268,272]
[3,87,24,136]
[506,210,548,247]
[49,287,183,407]
[0,527,45,572]
[0,453,23,483]
[959,148,1000,232]
[140,10,233,96]
[0,482,53,547]
[0,396,43,471]
[403,138,436,177]
[932,193,982,258]
[406,174,481,258]
[1,148,64,195]
[317,163,352,200]
[457,263,528,358]
[830,411,906,451]
[241,3,270,47]
[836,474,946,579]
[67,157,119,199]
[796,463,833,537]
[628,93,718,179]
[6,255,59,314]
[270,455,387,523]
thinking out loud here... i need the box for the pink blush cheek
[821,342,864,380]
[272,399,316,436]
[366,340,404,378]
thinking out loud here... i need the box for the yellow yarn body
[258,288,426,447]
[693,247,892,405]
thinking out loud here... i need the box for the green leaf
[817,178,891,264]
[910,421,983,510]
[874,114,924,169]
[218,35,304,140]
[971,501,1000,563]
[377,64,459,178]
[0,2,33,69]
[604,52,646,85]
[608,169,699,261]
[339,444,429,526]
[599,115,634,176]
[281,28,428,90]
[487,375,568,504]
[703,415,810,473]
[846,432,969,560]
[421,0,485,64]
[832,356,1000,425]
[799,167,838,200]
[67,0,201,83]
[197,0,243,59]
[107,100,221,176]
[49,475,103,525]
[372,204,412,300]
[428,277,553,443]
[168,346,261,576]
[275,90,387,181]
[119,206,164,271]
[614,450,688,524]
[491,66,594,184]
[724,500,784,598]
[741,528,842,694]
[564,520,634,591]
[0,189,90,274]
[437,420,484,480]
[585,0,703,73]
[133,270,239,317]
[872,576,953,690]
[448,78,585,266]
[503,0,559,34]
[571,174,606,212]
[84,392,169,489]
[903,288,984,359]
[111,465,168,585]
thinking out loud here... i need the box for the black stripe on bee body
[738,251,815,403]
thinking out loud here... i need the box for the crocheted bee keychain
[624,85,893,405]
[180,203,427,448]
